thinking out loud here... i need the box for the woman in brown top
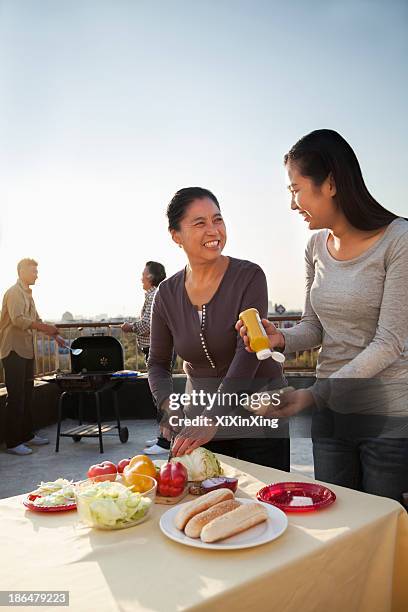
[147,187,289,470]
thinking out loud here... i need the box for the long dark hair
[284,129,398,230]
[167,187,221,231]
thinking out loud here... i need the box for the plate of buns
[159,488,288,550]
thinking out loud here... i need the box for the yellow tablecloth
[1,455,407,612]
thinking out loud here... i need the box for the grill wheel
[119,427,129,443]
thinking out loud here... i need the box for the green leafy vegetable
[76,481,151,528]
[170,448,223,481]
[32,479,76,506]
[33,478,74,496]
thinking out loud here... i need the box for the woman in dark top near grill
[147,187,289,470]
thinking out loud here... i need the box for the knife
[168,436,175,461]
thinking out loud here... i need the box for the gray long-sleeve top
[147,257,284,412]
[281,218,408,418]
[282,218,408,381]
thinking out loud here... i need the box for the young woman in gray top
[148,187,289,470]
[238,129,408,502]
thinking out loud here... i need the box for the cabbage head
[170,448,223,481]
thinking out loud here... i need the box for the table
[1,455,407,612]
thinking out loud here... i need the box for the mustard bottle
[239,308,285,363]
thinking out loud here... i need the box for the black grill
[54,334,134,453]
[55,335,124,392]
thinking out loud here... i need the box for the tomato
[157,462,188,497]
[87,461,117,482]
[117,458,131,474]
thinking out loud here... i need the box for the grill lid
[70,335,124,373]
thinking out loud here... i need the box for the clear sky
[1,0,407,320]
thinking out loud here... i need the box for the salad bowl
[74,477,156,530]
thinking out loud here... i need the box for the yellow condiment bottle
[239,308,285,363]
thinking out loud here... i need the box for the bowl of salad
[74,477,156,530]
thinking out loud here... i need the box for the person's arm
[7,289,57,335]
[132,292,154,336]
[147,288,175,411]
[281,234,323,353]
[331,232,408,378]
[31,320,59,336]
[35,307,42,323]
[218,267,269,388]
[7,288,36,331]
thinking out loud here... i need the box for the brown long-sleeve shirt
[147,257,284,412]
[0,280,42,360]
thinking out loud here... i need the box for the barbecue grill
[54,334,138,453]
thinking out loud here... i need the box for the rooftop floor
[0,419,314,499]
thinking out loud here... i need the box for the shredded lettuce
[33,489,75,507]
[32,479,76,506]
[33,478,74,496]
[170,448,223,481]
[76,481,151,528]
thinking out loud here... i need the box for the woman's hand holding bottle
[235,318,285,352]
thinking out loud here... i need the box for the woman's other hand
[160,425,173,441]
[159,401,183,439]
[235,318,285,352]
[262,388,315,418]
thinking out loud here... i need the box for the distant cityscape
[53,302,302,324]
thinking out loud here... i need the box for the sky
[0,0,407,320]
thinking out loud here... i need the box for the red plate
[257,482,336,512]
[23,493,76,513]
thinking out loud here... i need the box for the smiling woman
[147,187,289,470]
[238,129,408,502]
[169,189,229,308]
[285,129,398,233]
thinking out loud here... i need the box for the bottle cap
[271,351,286,363]
[256,348,286,363]
[256,348,273,360]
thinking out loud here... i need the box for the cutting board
[155,486,189,505]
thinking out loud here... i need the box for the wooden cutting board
[155,486,189,505]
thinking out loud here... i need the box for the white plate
[159,497,288,550]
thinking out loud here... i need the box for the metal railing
[37,322,147,376]
[0,316,318,386]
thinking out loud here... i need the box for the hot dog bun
[200,502,268,543]
[184,499,241,538]
[174,488,234,530]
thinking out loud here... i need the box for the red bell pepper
[157,462,188,497]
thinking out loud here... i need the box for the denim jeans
[312,409,408,504]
